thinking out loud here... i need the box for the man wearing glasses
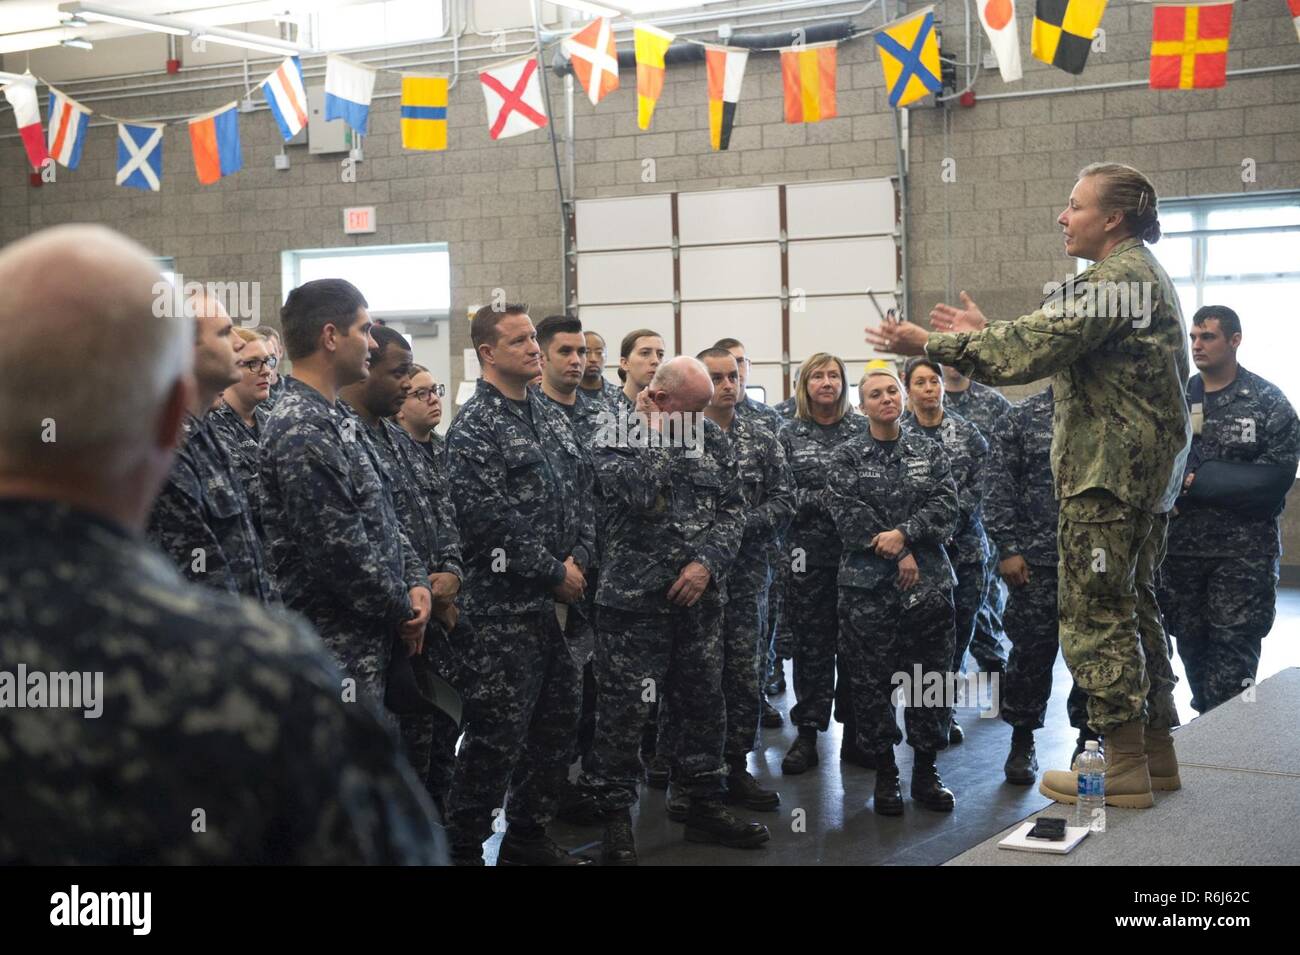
[211,328,277,538]
[398,364,447,463]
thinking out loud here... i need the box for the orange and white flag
[564,18,620,106]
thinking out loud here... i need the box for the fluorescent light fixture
[193,32,302,56]
[64,4,193,37]
[61,36,94,50]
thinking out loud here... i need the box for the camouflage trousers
[768,556,793,664]
[999,563,1089,731]
[398,624,464,804]
[1057,490,1179,734]
[579,598,727,810]
[838,583,956,754]
[950,557,991,674]
[661,583,769,767]
[444,608,581,848]
[971,545,1010,670]
[788,566,854,732]
[316,621,395,727]
[1157,554,1278,715]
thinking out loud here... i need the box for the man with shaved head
[0,225,444,864]
[147,290,277,602]
[578,356,771,864]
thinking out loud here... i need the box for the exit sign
[344,206,376,234]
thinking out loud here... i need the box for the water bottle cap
[1085,740,1099,751]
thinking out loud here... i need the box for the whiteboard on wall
[680,243,782,300]
[789,293,896,363]
[576,303,676,373]
[788,236,898,296]
[680,299,782,361]
[576,249,675,305]
[574,194,673,251]
[678,186,780,246]
[786,179,896,238]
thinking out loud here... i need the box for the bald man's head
[648,356,713,414]
[0,225,192,481]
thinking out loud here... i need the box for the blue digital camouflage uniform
[1159,366,1300,714]
[902,409,991,679]
[0,499,444,865]
[767,395,799,674]
[260,376,430,713]
[926,236,1191,734]
[826,429,959,755]
[945,381,1012,672]
[445,378,595,852]
[208,400,271,539]
[778,412,871,733]
[346,404,466,805]
[578,413,746,809]
[775,396,797,419]
[147,411,278,604]
[658,414,795,768]
[984,388,1088,731]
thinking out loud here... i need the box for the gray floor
[482,590,1300,865]
[946,668,1300,866]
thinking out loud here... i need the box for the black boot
[600,809,637,866]
[664,781,690,822]
[781,728,819,774]
[498,826,594,866]
[948,717,964,745]
[555,781,605,826]
[840,726,876,769]
[761,698,784,728]
[911,750,955,812]
[683,799,771,849]
[725,762,781,811]
[1003,726,1038,785]
[764,659,787,696]
[873,749,904,816]
[642,752,670,790]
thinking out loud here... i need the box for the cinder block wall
[3,1,1299,561]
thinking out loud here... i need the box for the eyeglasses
[238,356,278,373]
[411,385,445,402]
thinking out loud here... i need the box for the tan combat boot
[1039,720,1155,809]
[1144,725,1182,791]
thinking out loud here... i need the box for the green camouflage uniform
[925,237,1191,734]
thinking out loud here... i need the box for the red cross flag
[563,18,620,106]
[480,55,549,140]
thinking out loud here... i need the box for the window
[1154,193,1300,404]
[1076,193,1300,404]
[282,244,450,319]
[315,0,445,52]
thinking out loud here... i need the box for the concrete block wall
[3,0,1299,556]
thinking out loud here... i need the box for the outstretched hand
[864,311,929,356]
[929,291,987,334]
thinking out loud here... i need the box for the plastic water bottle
[1075,740,1106,831]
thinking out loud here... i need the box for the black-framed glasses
[238,356,278,373]
[411,384,445,402]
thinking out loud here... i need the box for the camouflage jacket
[208,400,270,538]
[779,413,871,569]
[347,408,464,583]
[147,411,277,603]
[0,499,444,865]
[826,428,959,595]
[720,413,796,595]
[985,388,1058,567]
[775,396,797,419]
[594,414,745,612]
[448,378,595,616]
[1168,367,1300,558]
[736,394,786,435]
[259,377,428,638]
[943,380,1010,439]
[926,236,1192,513]
[901,410,991,567]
